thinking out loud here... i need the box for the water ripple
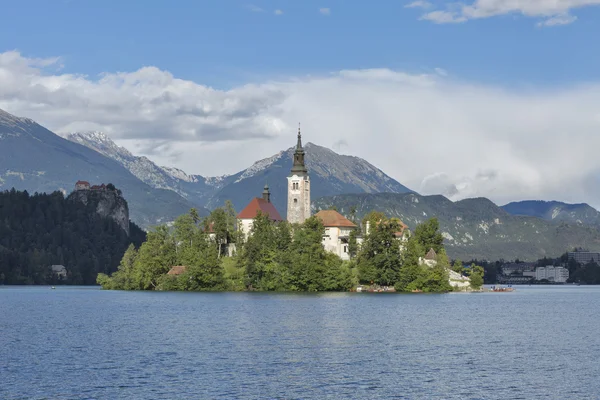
[0,286,599,399]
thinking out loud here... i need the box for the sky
[2,0,600,207]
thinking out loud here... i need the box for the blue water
[1,285,598,399]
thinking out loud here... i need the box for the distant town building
[497,262,537,284]
[536,265,569,283]
[568,250,600,265]
[315,210,357,260]
[50,265,67,280]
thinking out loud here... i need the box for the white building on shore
[535,265,569,283]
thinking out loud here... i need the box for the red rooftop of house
[237,197,283,221]
[315,210,357,228]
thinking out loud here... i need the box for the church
[236,125,357,259]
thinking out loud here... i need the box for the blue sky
[3,0,600,88]
[3,0,600,206]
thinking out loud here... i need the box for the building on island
[420,248,439,268]
[535,265,569,283]
[167,266,187,276]
[287,125,311,224]
[315,210,357,261]
[237,184,283,239]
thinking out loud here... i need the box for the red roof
[76,180,90,185]
[237,198,283,221]
[167,266,187,275]
[315,210,357,228]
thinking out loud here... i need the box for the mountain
[0,109,207,228]
[313,192,600,261]
[207,142,413,217]
[67,132,413,217]
[68,131,229,206]
[502,200,600,227]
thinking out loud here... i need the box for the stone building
[315,210,357,261]
[287,125,311,224]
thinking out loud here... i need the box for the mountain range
[67,131,412,217]
[501,200,600,228]
[0,109,203,227]
[3,107,600,261]
[314,193,600,261]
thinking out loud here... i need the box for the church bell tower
[287,124,311,224]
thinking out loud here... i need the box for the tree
[189,208,200,224]
[361,210,386,234]
[413,217,444,254]
[467,264,484,289]
[348,229,359,259]
[356,217,403,286]
[452,259,464,274]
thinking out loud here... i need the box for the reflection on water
[0,285,598,399]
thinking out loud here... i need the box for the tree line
[98,206,484,292]
[0,189,145,285]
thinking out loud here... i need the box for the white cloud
[246,4,264,12]
[414,0,600,26]
[274,9,283,15]
[536,13,577,26]
[319,7,331,15]
[434,67,448,77]
[405,1,432,9]
[3,51,600,208]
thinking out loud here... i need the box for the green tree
[413,217,444,254]
[452,259,464,274]
[356,217,403,286]
[189,208,201,224]
[468,263,484,289]
[348,229,359,259]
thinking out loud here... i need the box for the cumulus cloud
[414,0,600,26]
[2,51,600,208]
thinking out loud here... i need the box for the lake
[1,285,598,399]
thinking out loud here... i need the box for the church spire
[296,123,303,150]
[291,122,307,175]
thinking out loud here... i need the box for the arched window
[294,198,298,204]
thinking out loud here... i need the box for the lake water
[1,285,598,399]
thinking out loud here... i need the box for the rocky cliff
[67,188,130,235]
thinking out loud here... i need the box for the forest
[0,189,145,285]
[97,205,484,292]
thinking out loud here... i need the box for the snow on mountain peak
[159,166,198,183]
[234,150,285,183]
[68,131,134,159]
